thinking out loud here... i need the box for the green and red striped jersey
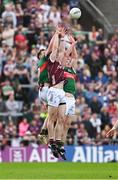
[37,55,49,85]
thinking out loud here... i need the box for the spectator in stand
[1,80,14,100]
[40,0,51,24]
[0,41,10,63]
[2,3,17,28]
[79,68,91,84]
[109,33,118,50]
[14,64,30,85]
[0,122,5,136]
[84,84,97,102]
[61,3,69,23]
[2,23,15,47]
[15,2,24,25]
[49,6,61,26]
[67,135,74,145]
[14,32,28,53]
[96,28,106,53]
[102,48,111,65]
[77,53,85,70]
[96,28,104,42]
[6,94,19,112]
[0,95,6,112]
[11,131,20,147]
[111,111,118,128]
[31,98,41,115]
[100,107,111,129]
[90,96,102,114]
[111,47,118,64]
[75,97,87,116]
[87,51,102,79]
[90,113,102,134]
[3,59,16,79]
[107,101,118,117]
[28,119,41,136]
[77,123,92,145]
[95,71,108,85]
[82,112,95,139]
[101,129,109,145]
[19,118,29,137]
[97,86,108,106]
[5,120,17,137]
[106,82,117,101]
[103,59,115,77]
[89,26,99,45]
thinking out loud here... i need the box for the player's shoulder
[38,55,46,67]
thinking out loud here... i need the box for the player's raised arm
[49,27,60,62]
[106,120,118,137]
[64,35,77,58]
[69,35,78,60]
[45,33,57,57]
[63,35,78,68]
[55,28,67,64]
[71,43,78,69]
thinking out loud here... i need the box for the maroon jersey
[48,60,64,86]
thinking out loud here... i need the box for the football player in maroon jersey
[38,32,61,144]
[47,27,67,160]
[38,27,66,149]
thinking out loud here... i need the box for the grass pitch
[0,163,117,179]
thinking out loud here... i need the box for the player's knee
[48,112,57,122]
[58,116,65,124]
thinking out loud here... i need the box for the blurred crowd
[0,0,118,148]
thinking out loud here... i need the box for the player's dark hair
[37,49,45,59]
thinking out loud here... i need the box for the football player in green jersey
[38,33,58,144]
[37,49,49,144]
[62,35,78,144]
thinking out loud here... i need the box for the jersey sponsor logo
[64,72,76,80]
[39,62,48,73]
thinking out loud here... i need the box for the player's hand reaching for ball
[55,25,62,35]
[60,27,67,37]
[68,35,77,46]
[68,35,75,43]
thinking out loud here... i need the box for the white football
[69,7,81,19]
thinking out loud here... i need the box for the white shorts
[65,96,75,115]
[39,86,49,103]
[47,87,66,107]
